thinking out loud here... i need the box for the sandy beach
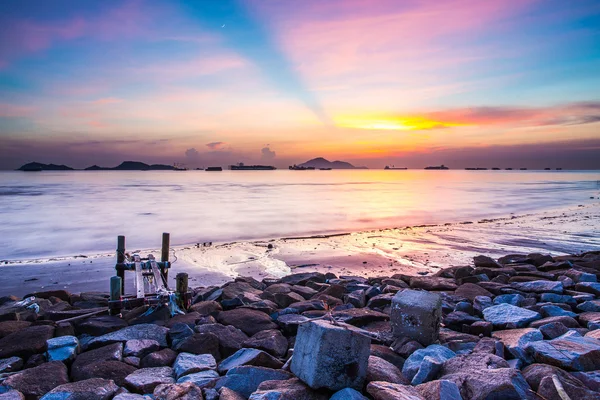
[2,203,598,297]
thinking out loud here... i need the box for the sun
[335,115,464,131]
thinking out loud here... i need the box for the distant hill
[17,162,74,171]
[85,161,177,170]
[297,157,367,169]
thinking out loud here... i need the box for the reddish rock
[3,361,69,400]
[0,325,55,359]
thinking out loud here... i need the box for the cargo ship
[206,167,223,171]
[230,163,276,170]
[424,165,449,170]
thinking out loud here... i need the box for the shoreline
[1,203,598,297]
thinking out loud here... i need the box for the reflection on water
[0,170,598,259]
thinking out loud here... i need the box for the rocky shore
[1,251,600,399]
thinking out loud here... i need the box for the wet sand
[2,203,599,297]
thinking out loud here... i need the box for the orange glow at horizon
[335,115,466,131]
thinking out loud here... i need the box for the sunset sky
[1,0,599,169]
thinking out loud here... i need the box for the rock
[280,272,326,285]
[72,360,137,387]
[577,300,600,312]
[3,361,69,400]
[579,312,600,327]
[523,363,581,390]
[529,316,580,329]
[333,308,390,326]
[219,387,245,400]
[0,356,23,373]
[472,296,493,316]
[415,380,462,400]
[464,321,493,337]
[402,345,455,383]
[125,367,175,394]
[291,320,370,391]
[454,284,493,302]
[482,303,541,328]
[441,352,509,375]
[370,345,405,370]
[165,312,201,329]
[346,290,367,308]
[248,377,328,400]
[141,348,177,368]
[575,282,600,296]
[526,336,600,371]
[276,314,309,335]
[441,367,532,400]
[290,285,319,300]
[330,388,368,400]
[195,323,249,358]
[493,294,524,306]
[540,305,577,318]
[538,322,570,339]
[366,381,425,400]
[537,374,599,400]
[40,378,119,400]
[174,333,220,360]
[112,394,149,400]
[571,371,600,392]
[274,292,305,309]
[442,312,481,331]
[124,339,160,359]
[0,325,55,359]
[0,390,25,400]
[492,328,543,362]
[71,342,123,372]
[189,301,222,315]
[87,324,168,349]
[216,309,278,336]
[511,280,563,294]
[75,316,128,336]
[168,323,194,349]
[366,355,408,385]
[218,348,283,374]
[409,277,457,291]
[221,282,263,300]
[242,329,287,358]
[473,255,502,268]
[46,335,79,363]
[153,382,204,400]
[216,366,293,398]
[177,369,219,387]
[391,290,441,346]
[0,321,31,339]
[173,353,217,379]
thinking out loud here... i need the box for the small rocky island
[1,251,600,399]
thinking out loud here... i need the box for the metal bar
[161,232,170,283]
[116,235,126,293]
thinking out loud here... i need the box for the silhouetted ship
[465,167,488,170]
[206,167,222,171]
[385,165,407,170]
[492,168,501,170]
[556,168,563,170]
[425,165,449,170]
[230,163,276,170]
[505,168,513,170]
[289,165,315,170]
[520,168,528,170]
[319,168,332,170]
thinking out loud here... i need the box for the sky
[1,0,600,169]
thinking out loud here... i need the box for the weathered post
[116,235,126,293]
[176,272,189,310]
[110,276,122,315]
[161,232,170,284]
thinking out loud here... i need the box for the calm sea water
[1,170,598,260]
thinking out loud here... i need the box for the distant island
[17,161,182,171]
[295,157,368,170]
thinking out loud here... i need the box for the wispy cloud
[206,142,225,150]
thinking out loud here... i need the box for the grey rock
[0,356,23,373]
[216,309,278,336]
[173,353,217,379]
[125,367,175,394]
[71,360,137,387]
[493,294,524,306]
[3,361,69,400]
[415,380,463,400]
[482,303,541,328]
[242,329,287,358]
[40,378,119,400]
[176,369,219,387]
[216,366,293,398]
[46,335,79,363]
[402,345,456,383]
[511,280,563,294]
[218,348,283,374]
[526,336,600,371]
[391,289,442,346]
[540,305,577,318]
[124,339,160,358]
[330,387,368,400]
[538,322,570,339]
[0,390,25,400]
[411,356,443,385]
[140,348,177,368]
[87,324,168,349]
[291,320,370,391]
[491,328,543,362]
[195,323,249,358]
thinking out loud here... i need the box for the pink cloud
[92,97,123,105]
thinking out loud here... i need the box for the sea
[1,170,599,260]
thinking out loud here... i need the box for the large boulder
[0,321,31,339]
[391,290,442,346]
[73,360,136,387]
[0,325,55,359]
[441,367,532,400]
[86,324,168,349]
[195,323,248,358]
[492,328,543,362]
[216,309,278,336]
[3,361,69,400]
[173,352,216,379]
[511,280,563,294]
[173,333,220,360]
[291,320,370,391]
[482,303,541,328]
[75,316,127,336]
[40,378,119,400]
